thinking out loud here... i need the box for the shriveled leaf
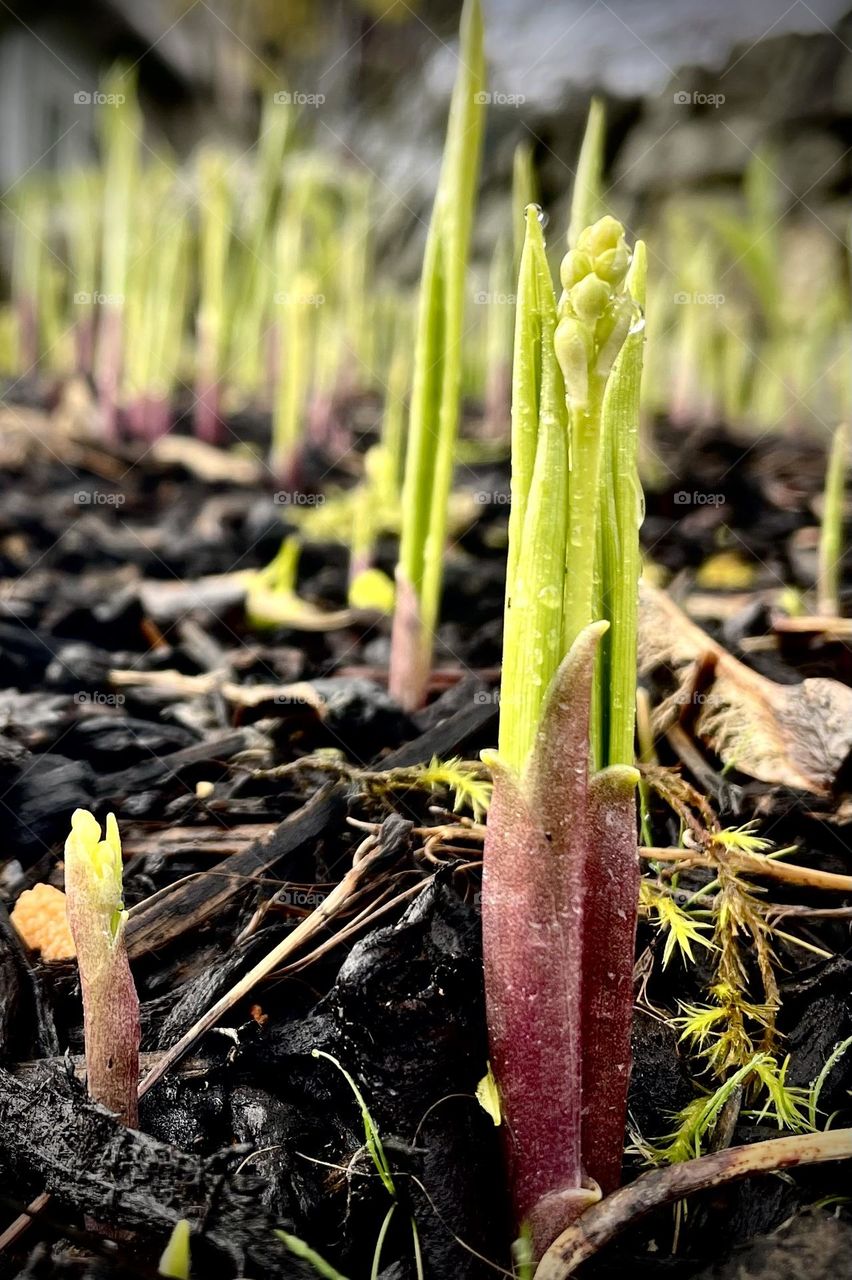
[639,580,852,795]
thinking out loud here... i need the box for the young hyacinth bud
[554,315,592,409]
[577,213,623,261]
[593,240,630,284]
[64,808,140,1126]
[569,272,611,322]
[555,215,634,405]
[559,249,593,292]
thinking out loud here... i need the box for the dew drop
[537,583,561,608]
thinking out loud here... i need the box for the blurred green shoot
[817,422,848,616]
[158,1220,191,1279]
[95,66,142,439]
[389,0,485,712]
[194,149,234,444]
[567,96,606,250]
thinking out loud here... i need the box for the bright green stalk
[63,169,101,373]
[195,149,233,443]
[381,329,410,493]
[389,0,485,711]
[272,276,314,483]
[499,206,569,773]
[597,242,647,767]
[270,180,313,478]
[340,174,372,387]
[231,97,291,398]
[817,422,848,616]
[512,142,538,274]
[96,66,141,439]
[64,809,140,1127]
[556,216,633,656]
[123,162,181,436]
[148,198,190,432]
[567,97,606,250]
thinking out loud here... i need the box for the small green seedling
[311,1049,424,1279]
[158,1219,191,1278]
[64,808,140,1126]
[482,201,646,1260]
[275,1230,350,1280]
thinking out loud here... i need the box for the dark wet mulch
[0,401,851,1279]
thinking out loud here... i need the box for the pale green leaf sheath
[499,205,569,774]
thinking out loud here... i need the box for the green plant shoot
[498,206,570,774]
[567,96,606,250]
[482,203,646,1260]
[95,67,141,439]
[195,149,234,444]
[389,0,485,711]
[64,809,140,1126]
[512,141,538,274]
[817,422,848,616]
[158,1220,191,1278]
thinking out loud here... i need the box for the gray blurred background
[3,1,852,251]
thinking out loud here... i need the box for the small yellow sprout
[64,808,140,1126]
[476,1064,502,1126]
[158,1219,192,1278]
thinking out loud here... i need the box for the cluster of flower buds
[554,215,633,410]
